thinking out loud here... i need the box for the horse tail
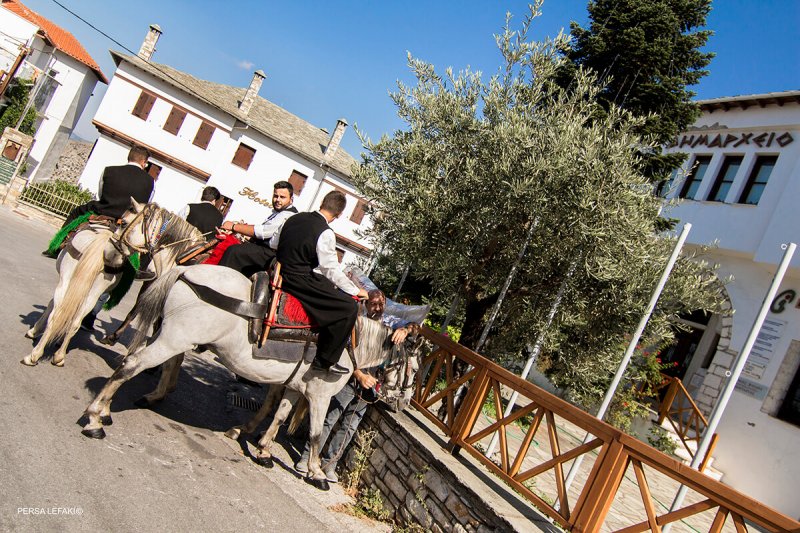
[48,232,113,342]
[127,266,187,355]
[287,395,308,435]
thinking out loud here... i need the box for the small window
[232,143,256,170]
[706,155,743,202]
[739,155,778,205]
[679,155,711,200]
[146,162,162,180]
[288,170,308,196]
[163,107,187,135]
[193,122,215,149]
[350,200,366,224]
[218,194,233,217]
[336,248,345,263]
[132,91,156,120]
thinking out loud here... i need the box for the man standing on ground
[217,181,297,277]
[271,190,368,374]
[178,186,224,240]
[295,289,417,482]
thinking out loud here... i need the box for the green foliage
[648,425,679,456]
[342,428,378,493]
[351,4,727,411]
[562,0,713,183]
[352,487,391,522]
[20,179,94,215]
[0,80,38,136]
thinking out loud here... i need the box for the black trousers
[218,241,275,278]
[62,202,95,228]
[281,271,358,366]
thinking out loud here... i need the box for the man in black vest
[217,181,297,277]
[178,186,223,240]
[271,190,368,374]
[61,145,154,226]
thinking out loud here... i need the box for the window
[739,155,778,205]
[218,194,233,217]
[33,69,59,111]
[193,122,215,149]
[146,162,162,180]
[336,248,345,263]
[679,155,711,199]
[350,200,366,224]
[657,167,680,198]
[232,143,256,170]
[288,170,308,196]
[163,107,187,135]
[777,365,800,427]
[132,91,156,120]
[706,155,743,202]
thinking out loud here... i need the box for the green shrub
[20,179,94,216]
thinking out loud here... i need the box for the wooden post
[571,438,629,532]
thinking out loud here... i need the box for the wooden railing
[653,375,719,470]
[412,327,799,533]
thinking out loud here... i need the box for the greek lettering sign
[741,317,786,381]
[734,377,769,400]
[668,131,794,149]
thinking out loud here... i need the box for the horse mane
[353,316,395,369]
[157,208,205,254]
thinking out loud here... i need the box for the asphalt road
[0,205,387,533]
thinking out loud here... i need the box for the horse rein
[115,204,200,258]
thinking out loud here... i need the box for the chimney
[138,24,162,62]
[322,118,348,163]
[239,70,265,115]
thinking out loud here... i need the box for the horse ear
[130,197,144,212]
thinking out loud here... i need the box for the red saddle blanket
[202,234,239,265]
[270,291,317,328]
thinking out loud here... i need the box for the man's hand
[356,288,369,300]
[353,369,377,389]
[391,327,409,345]
[221,220,236,232]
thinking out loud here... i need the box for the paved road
[0,205,387,532]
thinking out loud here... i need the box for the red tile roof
[2,0,107,83]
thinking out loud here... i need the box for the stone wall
[47,139,93,183]
[343,406,552,532]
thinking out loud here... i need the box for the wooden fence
[411,326,799,532]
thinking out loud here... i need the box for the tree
[352,4,726,410]
[562,0,714,183]
[0,80,38,136]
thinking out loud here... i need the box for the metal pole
[475,219,538,352]
[663,242,796,532]
[485,259,577,457]
[440,292,461,334]
[393,264,410,301]
[561,223,692,493]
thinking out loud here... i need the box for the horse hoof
[224,427,241,440]
[20,357,37,367]
[100,415,113,426]
[254,455,274,468]
[24,330,37,340]
[81,427,106,439]
[51,359,65,367]
[304,477,330,491]
[99,336,117,346]
[134,397,154,409]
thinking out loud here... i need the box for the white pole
[561,223,692,494]
[485,259,577,457]
[440,292,461,334]
[663,242,796,532]
[393,264,410,300]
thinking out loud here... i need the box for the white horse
[22,200,205,367]
[81,264,399,489]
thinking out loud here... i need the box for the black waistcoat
[276,212,329,275]
[186,202,223,237]
[93,164,154,219]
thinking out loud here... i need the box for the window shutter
[132,91,156,120]
[193,122,215,149]
[350,200,366,224]
[232,143,256,170]
[288,170,308,195]
[163,107,187,135]
[146,162,162,180]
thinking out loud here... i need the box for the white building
[0,0,106,180]
[77,25,372,265]
[662,90,800,517]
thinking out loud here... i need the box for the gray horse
[81,264,396,488]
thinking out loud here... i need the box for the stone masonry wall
[343,406,532,532]
[48,139,93,183]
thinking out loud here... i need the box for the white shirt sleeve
[268,217,287,250]
[177,205,190,219]
[315,229,360,296]
[255,209,295,241]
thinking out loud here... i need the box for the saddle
[254,262,319,345]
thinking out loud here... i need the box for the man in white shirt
[217,181,297,277]
[271,190,368,374]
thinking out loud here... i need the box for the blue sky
[17,0,800,159]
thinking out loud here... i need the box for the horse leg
[100,280,151,346]
[225,384,282,440]
[252,389,300,468]
[25,299,53,339]
[305,394,334,490]
[82,337,192,439]
[22,280,70,366]
[52,282,108,367]
[134,353,185,408]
